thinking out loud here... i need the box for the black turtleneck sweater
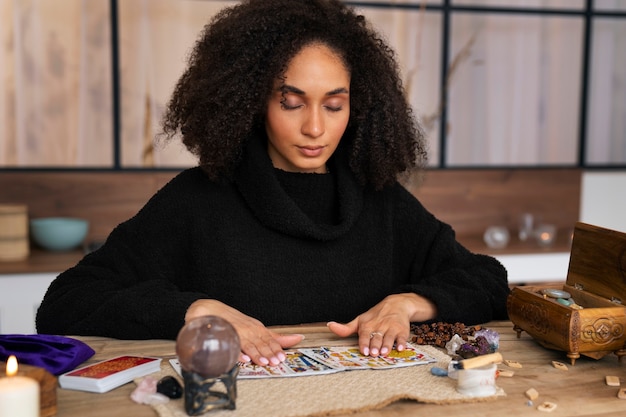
[36,138,509,340]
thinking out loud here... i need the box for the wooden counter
[55,321,625,417]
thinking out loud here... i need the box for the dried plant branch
[404,0,478,132]
[142,92,155,167]
[420,33,477,132]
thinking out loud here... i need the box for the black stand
[182,365,239,415]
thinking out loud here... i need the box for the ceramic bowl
[30,217,89,251]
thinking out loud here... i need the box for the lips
[298,146,325,157]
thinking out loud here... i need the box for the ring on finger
[369,331,383,339]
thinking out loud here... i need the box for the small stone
[556,298,573,306]
[157,376,183,399]
[551,361,568,371]
[541,289,571,299]
[618,388,626,400]
[131,376,170,405]
[430,367,448,377]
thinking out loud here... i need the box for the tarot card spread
[170,342,436,379]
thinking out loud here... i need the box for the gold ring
[369,331,383,339]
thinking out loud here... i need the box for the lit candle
[535,224,557,247]
[0,355,40,417]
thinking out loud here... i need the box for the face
[265,43,350,174]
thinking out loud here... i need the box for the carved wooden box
[507,222,626,365]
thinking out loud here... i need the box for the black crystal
[157,376,183,399]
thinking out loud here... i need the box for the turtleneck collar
[234,134,363,241]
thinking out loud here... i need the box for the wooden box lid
[565,222,626,304]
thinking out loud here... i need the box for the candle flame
[6,355,18,376]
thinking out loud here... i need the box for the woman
[36,0,509,367]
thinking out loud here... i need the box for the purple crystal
[475,328,500,351]
[456,336,494,359]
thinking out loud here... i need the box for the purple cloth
[0,334,95,375]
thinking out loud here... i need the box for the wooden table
[56,321,626,417]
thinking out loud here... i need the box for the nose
[301,108,324,138]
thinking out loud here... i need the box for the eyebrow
[280,84,349,96]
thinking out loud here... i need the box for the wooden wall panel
[406,168,582,239]
[0,172,177,242]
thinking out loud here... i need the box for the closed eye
[281,101,302,110]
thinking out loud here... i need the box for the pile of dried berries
[410,322,482,348]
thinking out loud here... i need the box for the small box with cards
[59,355,162,393]
[507,222,626,365]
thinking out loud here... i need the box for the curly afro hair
[161,0,427,190]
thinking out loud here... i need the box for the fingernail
[277,352,286,362]
[396,344,404,352]
[380,347,389,355]
[269,357,280,366]
[259,357,269,366]
[363,347,369,356]
[240,354,251,363]
[371,348,378,356]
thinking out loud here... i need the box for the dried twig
[405,0,478,132]
[420,33,477,132]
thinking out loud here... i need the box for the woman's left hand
[327,293,437,357]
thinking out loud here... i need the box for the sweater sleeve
[36,173,207,340]
[391,186,510,325]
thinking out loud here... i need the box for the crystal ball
[175,315,241,378]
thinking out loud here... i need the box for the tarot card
[170,352,340,379]
[238,351,340,379]
[298,343,436,370]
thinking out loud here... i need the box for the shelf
[0,249,84,275]
[458,229,572,256]
[0,230,573,277]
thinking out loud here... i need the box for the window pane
[452,0,584,8]
[119,1,443,168]
[349,0,442,5]
[118,0,233,168]
[0,0,112,167]
[446,13,582,166]
[595,0,626,11]
[357,7,443,166]
[585,18,626,164]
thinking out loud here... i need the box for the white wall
[0,273,56,334]
[580,171,626,233]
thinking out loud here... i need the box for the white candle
[0,356,40,417]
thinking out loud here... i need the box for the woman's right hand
[185,299,304,366]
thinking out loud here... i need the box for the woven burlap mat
[141,346,504,417]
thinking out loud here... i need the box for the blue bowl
[30,217,89,251]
